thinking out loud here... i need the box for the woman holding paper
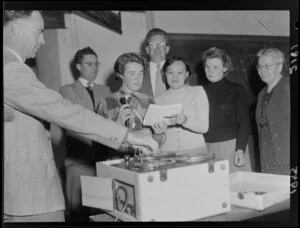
[153,56,209,155]
[97,52,164,157]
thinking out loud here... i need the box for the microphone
[119,94,131,106]
[119,95,132,128]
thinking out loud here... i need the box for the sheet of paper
[143,104,183,126]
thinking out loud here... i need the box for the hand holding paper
[143,104,183,126]
[165,111,186,125]
[152,120,168,134]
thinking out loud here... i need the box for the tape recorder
[81,153,231,221]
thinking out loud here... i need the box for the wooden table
[90,199,290,222]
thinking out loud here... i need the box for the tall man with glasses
[140,28,170,98]
[58,47,111,222]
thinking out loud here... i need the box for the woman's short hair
[202,47,233,77]
[257,48,287,76]
[114,52,148,79]
[161,56,192,85]
[257,48,285,65]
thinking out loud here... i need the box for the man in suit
[58,47,111,221]
[3,10,158,222]
[139,28,170,98]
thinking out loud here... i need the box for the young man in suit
[58,47,111,221]
[3,10,158,222]
[139,28,170,98]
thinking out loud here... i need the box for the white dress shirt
[78,77,94,88]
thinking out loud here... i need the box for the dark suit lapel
[74,80,94,110]
[93,85,100,106]
[93,85,110,110]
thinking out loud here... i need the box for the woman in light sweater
[152,56,209,155]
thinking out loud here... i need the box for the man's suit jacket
[4,49,128,216]
[59,80,111,164]
[139,66,167,98]
[256,76,290,166]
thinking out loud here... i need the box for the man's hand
[116,104,135,126]
[165,111,186,126]
[234,149,245,167]
[126,131,159,155]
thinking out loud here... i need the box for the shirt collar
[150,60,166,68]
[78,77,94,88]
[4,47,24,63]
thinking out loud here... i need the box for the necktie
[87,81,94,90]
[155,63,165,97]
[86,82,95,111]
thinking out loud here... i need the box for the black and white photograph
[3,0,298,226]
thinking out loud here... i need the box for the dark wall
[42,11,66,29]
[167,33,289,105]
[167,33,289,136]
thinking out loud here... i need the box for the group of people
[3,10,290,223]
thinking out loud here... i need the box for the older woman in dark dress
[255,48,290,175]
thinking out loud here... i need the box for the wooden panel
[73,11,122,34]
[81,176,114,211]
[42,11,66,29]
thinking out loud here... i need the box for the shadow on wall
[195,61,209,86]
[69,58,80,81]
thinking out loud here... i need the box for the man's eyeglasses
[149,42,167,49]
[81,61,101,67]
[256,63,281,71]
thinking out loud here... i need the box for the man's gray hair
[3,10,41,26]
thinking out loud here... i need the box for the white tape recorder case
[81,153,231,221]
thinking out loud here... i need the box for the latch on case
[237,192,244,199]
[208,162,215,173]
[160,169,168,181]
[208,153,215,173]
